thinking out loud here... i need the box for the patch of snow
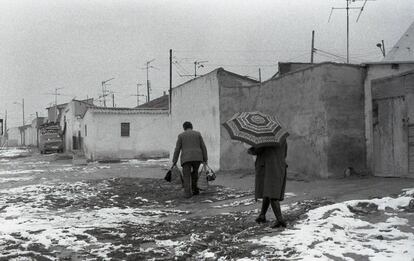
[0,169,45,175]
[401,188,414,196]
[0,148,29,158]
[199,249,216,258]
[135,196,149,202]
[0,176,34,183]
[285,192,296,197]
[213,198,256,208]
[251,189,414,260]
[24,161,50,165]
[123,158,170,167]
[156,239,181,247]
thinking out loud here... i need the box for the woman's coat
[250,140,287,201]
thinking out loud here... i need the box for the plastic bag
[198,164,209,190]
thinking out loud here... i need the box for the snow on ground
[0,176,35,183]
[0,169,45,175]
[0,181,190,260]
[124,158,170,167]
[0,147,29,158]
[250,188,414,261]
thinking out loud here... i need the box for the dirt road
[1,148,413,260]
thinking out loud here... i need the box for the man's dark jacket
[172,129,208,166]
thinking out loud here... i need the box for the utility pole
[169,49,172,114]
[346,0,349,63]
[258,68,262,83]
[4,110,7,141]
[101,77,115,107]
[310,30,315,63]
[22,98,25,126]
[144,59,155,103]
[36,112,39,147]
[112,93,115,107]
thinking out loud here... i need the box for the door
[373,96,408,177]
[409,124,414,175]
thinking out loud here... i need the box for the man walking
[172,121,208,198]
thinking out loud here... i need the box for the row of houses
[4,22,414,179]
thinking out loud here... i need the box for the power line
[314,48,347,61]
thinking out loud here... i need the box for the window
[121,122,130,137]
[84,125,87,137]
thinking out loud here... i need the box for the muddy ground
[0,148,414,260]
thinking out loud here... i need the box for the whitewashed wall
[81,109,170,160]
[7,127,21,146]
[170,70,221,170]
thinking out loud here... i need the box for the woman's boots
[255,198,286,227]
[270,200,287,228]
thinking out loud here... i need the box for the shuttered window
[121,122,130,137]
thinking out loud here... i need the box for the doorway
[373,96,409,177]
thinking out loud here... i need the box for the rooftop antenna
[194,60,208,77]
[101,78,115,107]
[328,0,375,63]
[142,59,157,103]
[131,83,146,106]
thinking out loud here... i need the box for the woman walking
[248,139,288,228]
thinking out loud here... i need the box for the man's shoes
[255,214,267,224]
[271,220,287,228]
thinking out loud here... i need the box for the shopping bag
[205,164,216,182]
[164,169,172,182]
[171,166,184,186]
[198,164,209,190]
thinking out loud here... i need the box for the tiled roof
[136,94,169,109]
[88,107,169,115]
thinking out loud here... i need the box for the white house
[59,98,94,152]
[80,107,170,161]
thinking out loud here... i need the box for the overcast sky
[0,0,413,127]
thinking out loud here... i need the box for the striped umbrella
[222,111,289,147]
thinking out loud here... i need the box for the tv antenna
[131,83,146,106]
[101,78,115,107]
[194,60,208,77]
[328,0,375,63]
[141,59,157,103]
[42,87,73,106]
